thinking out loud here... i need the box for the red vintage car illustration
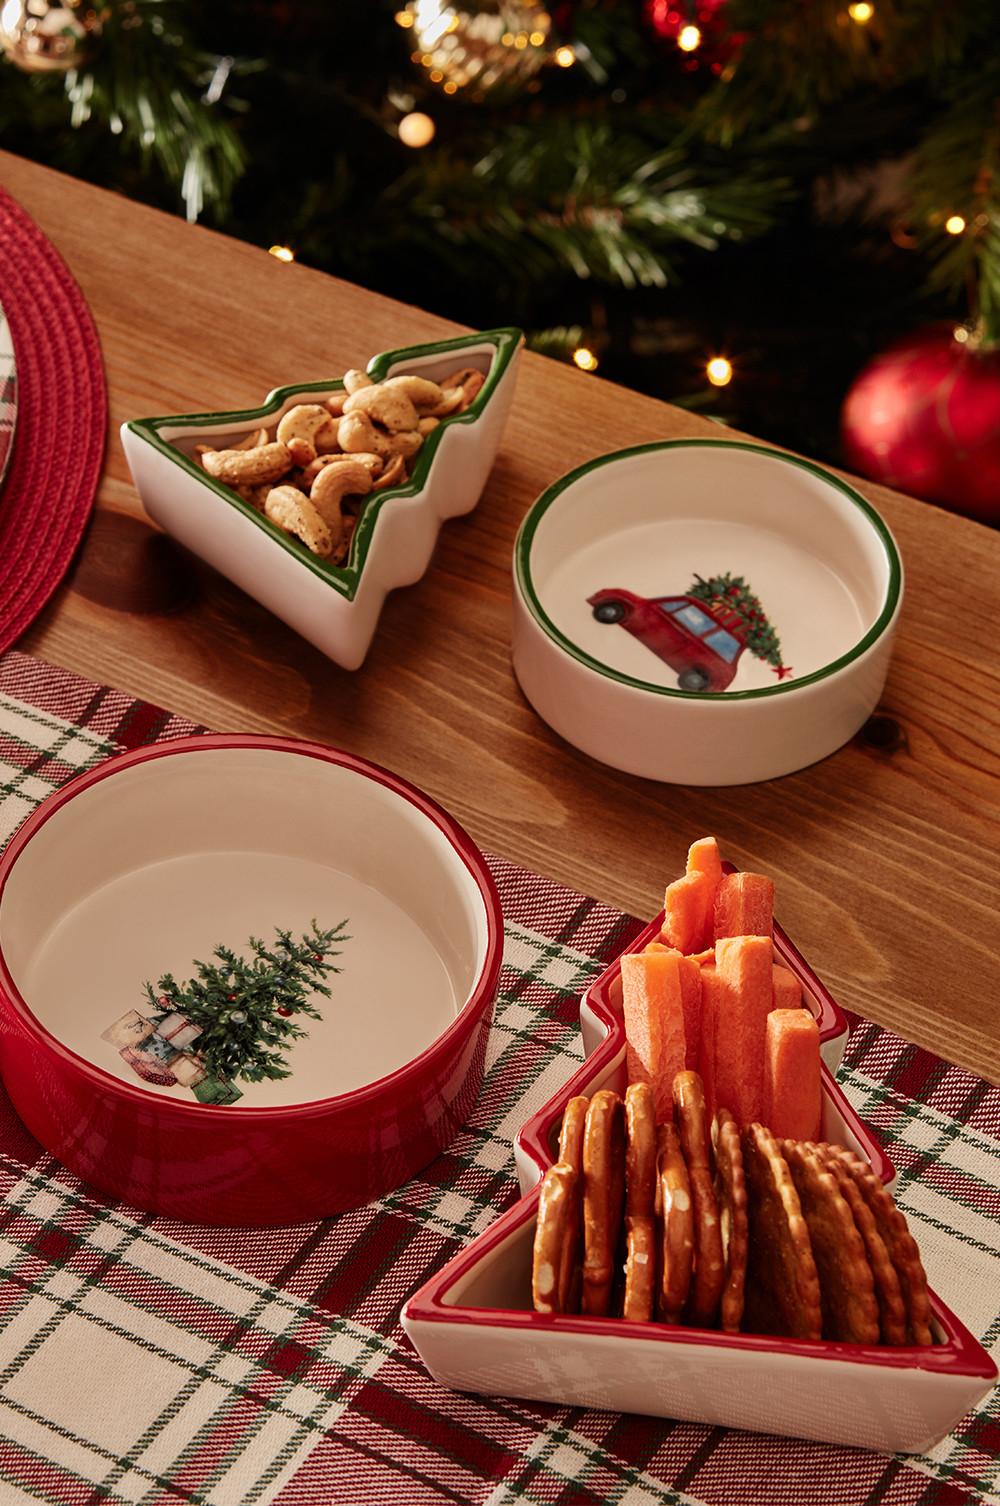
[588,587,751,691]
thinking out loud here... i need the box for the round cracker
[824,1147,932,1346]
[817,1144,907,1345]
[675,1072,724,1325]
[655,1122,694,1323]
[581,1090,626,1316]
[625,1081,657,1224]
[532,1162,581,1314]
[741,1123,822,1341]
[623,1216,656,1322]
[559,1095,589,1174]
[782,1141,880,1345]
[714,1108,749,1332]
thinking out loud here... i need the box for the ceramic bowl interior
[0,741,494,1111]
[516,440,902,699]
[130,328,521,601]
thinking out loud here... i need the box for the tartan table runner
[0,649,996,1506]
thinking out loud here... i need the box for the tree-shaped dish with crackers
[403,838,997,1452]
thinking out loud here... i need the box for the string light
[847,2,874,21]
[573,347,599,372]
[945,214,966,235]
[953,325,970,344]
[677,24,702,51]
[268,245,295,263]
[398,111,436,147]
[529,30,546,45]
[554,44,575,67]
[706,356,733,387]
[394,8,414,25]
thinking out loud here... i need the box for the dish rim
[125,326,523,604]
[513,438,904,704]
[0,733,504,1119]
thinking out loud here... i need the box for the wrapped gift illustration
[102,1004,235,1098]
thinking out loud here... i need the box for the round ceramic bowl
[0,737,502,1226]
[512,440,903,785]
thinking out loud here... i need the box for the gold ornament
[400,1,552,98]
[0,0,103,73]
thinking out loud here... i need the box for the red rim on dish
[0,187,106,653]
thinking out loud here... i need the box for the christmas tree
[143,920,348,1087]
[3,0,999,501]
[689,571,788,676]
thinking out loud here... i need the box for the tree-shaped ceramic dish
[122,328,522,669]
[403,903,996,1453]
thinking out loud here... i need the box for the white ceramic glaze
[122,329,522,670]
[512,440,903,784]
[0,742,491,1110]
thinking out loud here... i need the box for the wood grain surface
[3,152,998,1083]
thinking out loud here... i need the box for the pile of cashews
[194,364,485,563]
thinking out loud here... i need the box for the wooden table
[3,152,998,1084]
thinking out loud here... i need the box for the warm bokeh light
[847,2,874,22]
[268,245,295,263]
[398,111,436,147]
[554,44,576,67]
[945,214,966,235]
[529,30,546,46]
[394,9,414,26]
[953,325,970,344]
[443,79,458,93]
[677,24,702,51]
[573,347,599,372]
[706,356,733,387]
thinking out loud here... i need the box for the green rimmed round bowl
[122,328,522,670]
[512,439,903,785]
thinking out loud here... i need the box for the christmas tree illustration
[103,920,349,1105]
[688,573,791,680]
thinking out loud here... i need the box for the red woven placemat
[0,187,106,652]
[0,649,996,1506]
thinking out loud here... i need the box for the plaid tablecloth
[0,649,996,1506]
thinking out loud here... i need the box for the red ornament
[842,325,1000,524]
[276,1006,293,1017]
[313,954,323,962]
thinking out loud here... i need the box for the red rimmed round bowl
[0,736,503,1226]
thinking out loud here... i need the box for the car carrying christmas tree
[101,920,349,1105]
[689,572,790,679]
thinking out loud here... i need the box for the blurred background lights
[573,346,599,371]
[945,214,966,235]
[847,2,874,22]
[399,110,436,147]
[554,44,575,66]
[268,244,294,262]
[706,355,733,386]
[677,24,702,51]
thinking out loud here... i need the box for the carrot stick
[621,951,688,1123]
[714,935,774,1127]
[763,1009,821,1140]
[661,870,714,954]
[698,964,724,1119]
[713,871,774,941]
[772,964,802,1011]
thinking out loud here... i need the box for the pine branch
[367,116,788,294]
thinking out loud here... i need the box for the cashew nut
[276,404,338,467]
[235,482,271,511]
[386,429,423,461]
[265,485,334,557]
[342,369,373,394]
[440,367,486,411]
[425,386,465,418]
[230,427,269,451]
[309,462,372,554]
[338,410,390,457]
[201,441,292,486]
[417,416,439,436]
[382,374,444,408]
[372,453,406,490]
[300,452,383,486]
[325,391,347,417]
[342,384,419,433]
